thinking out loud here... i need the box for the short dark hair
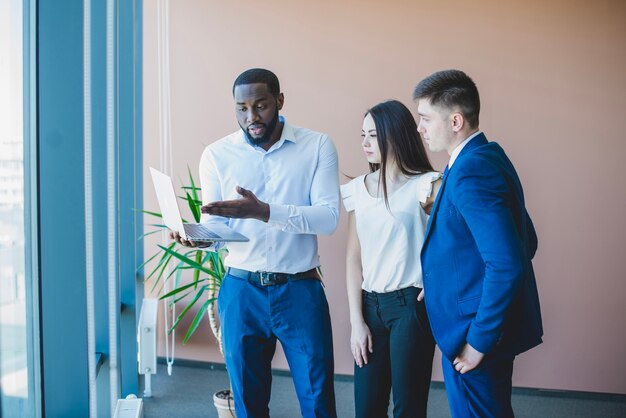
[367,100,434,208]
[232,68,280,97]
[413,69,480,129]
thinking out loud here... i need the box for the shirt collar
[278,117,296,144]
[448,130,482,168]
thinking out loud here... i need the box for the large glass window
[0,0,37,416]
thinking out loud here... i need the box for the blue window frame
[35,0,143,416]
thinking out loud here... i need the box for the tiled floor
[140,363,626,418]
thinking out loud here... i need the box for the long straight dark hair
[367,100,434,208]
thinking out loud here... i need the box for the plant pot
[213,389,236,418]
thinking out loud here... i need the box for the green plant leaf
[138,229,165,240]
[172,289,193,304]
[164,260,186,281]
[185,191,201,223]
[193,250,203,288]
[177,195,202,206]
[208,251,226,285]
[136,249,162,273]
[182,297,217,344]
[145,246,174,282]
[150,252,174,293]
[135,208,163,218]
[159,277,213,299]
[174,265,183,290]
[146,242,178,291]
[187,166,199,203]
[138,172,227,346]
[168,285,207,332]
[157,245,220,279]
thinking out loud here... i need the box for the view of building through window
[0,0,31,416]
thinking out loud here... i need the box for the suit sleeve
[453,156,525,354]
[526,210,538,259]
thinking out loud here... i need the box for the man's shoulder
[288,122,332,144]
[205,130,244,151]
[457,139,506,167]
[291,123,327,136]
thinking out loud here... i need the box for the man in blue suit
[414,70,543,417]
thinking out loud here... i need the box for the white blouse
[341,171,441,293]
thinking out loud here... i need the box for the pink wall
[143,0,626,394]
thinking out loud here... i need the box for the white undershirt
[341,171,441,292]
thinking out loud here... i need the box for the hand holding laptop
[169,230,213,248]
[149,167,249,245]
[202,186,270,222]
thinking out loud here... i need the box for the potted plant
[139,168,236,417]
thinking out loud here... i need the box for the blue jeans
[218,272,336,418]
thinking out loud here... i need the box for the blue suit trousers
[441,353,515,418]
[218,272,336,418]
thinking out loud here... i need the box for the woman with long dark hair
[341,100,441,418]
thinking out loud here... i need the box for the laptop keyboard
[183,224,222,241]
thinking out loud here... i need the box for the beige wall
[143,0,626,394]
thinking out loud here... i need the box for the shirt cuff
[268,203,289,227]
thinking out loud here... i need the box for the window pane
[0,0,35,416]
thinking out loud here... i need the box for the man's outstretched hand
[201,186,270,222]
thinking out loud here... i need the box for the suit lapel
[423,170,448,247]
[422,133,488,248]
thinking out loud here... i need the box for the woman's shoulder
[340,174,366,193]
[340,174,367,212]
[413,171,442,204]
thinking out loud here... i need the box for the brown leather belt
[226,267,321,286]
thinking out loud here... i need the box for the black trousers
[354,287,435,418]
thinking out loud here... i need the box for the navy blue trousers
[354,287,435,418]
[441,351,515,418]
[218,273,336,418]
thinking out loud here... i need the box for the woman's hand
[351,320,373,368]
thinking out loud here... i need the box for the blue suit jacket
[421,133,543,361]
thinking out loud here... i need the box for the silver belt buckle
[258,271,273,286]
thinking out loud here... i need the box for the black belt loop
[396,288,406,306]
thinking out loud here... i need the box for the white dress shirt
[448,131,483,168]
[199,117,340,274]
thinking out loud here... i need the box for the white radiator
[137,298,158,375]
[113,395,143,418]
[138,298,159,397]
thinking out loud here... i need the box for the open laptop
[149,167,249,242]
